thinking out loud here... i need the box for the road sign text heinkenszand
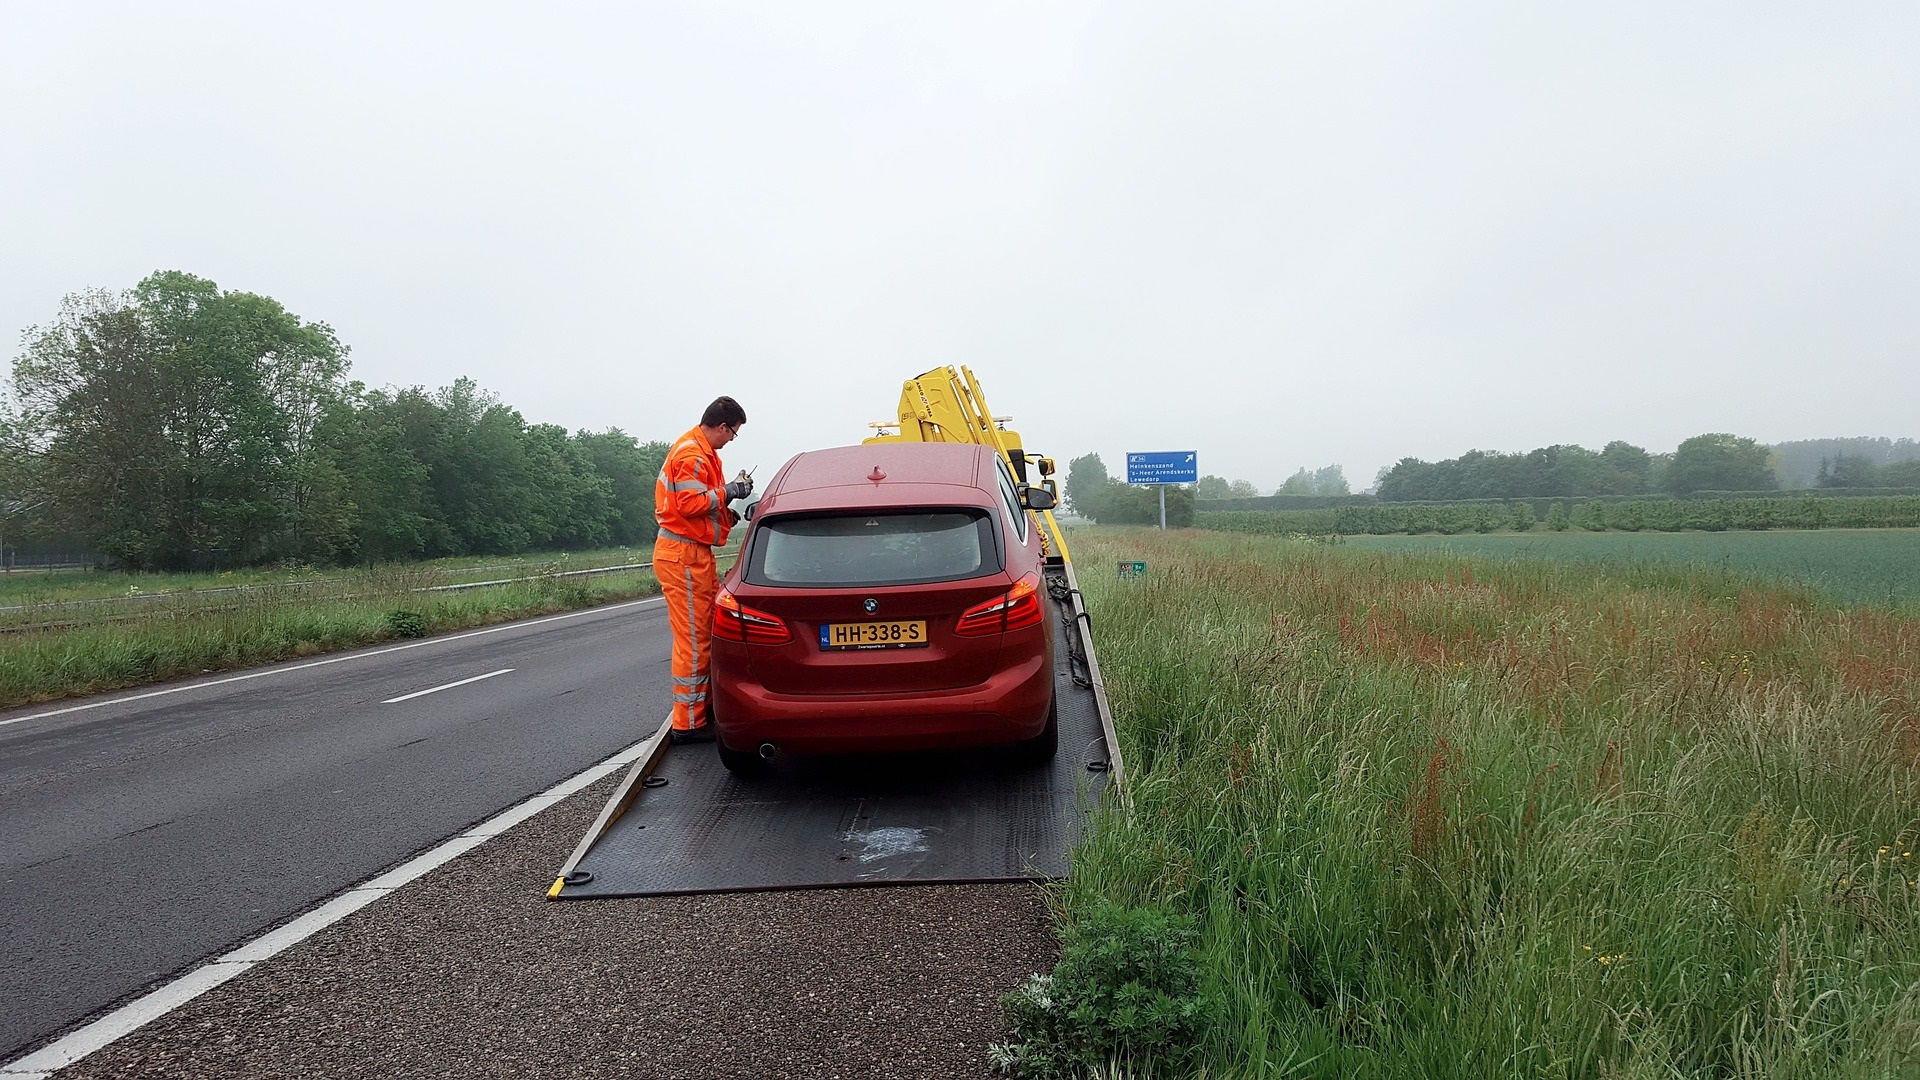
[1125,451,1198,485]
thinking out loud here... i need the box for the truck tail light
[714,588,791,644]
[954,572,1043,636]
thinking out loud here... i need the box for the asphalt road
[0,596,674,1060]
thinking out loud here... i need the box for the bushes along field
[1050,527,1919,1078]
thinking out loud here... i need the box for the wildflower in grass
[1882,846,1893,855]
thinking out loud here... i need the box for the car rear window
[746,509,1000,587]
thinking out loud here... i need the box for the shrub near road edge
[1056,527,1920,1078]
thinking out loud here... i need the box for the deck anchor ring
[642,775,669,788]
[563,870,595,886]
[1087,760,1111,773]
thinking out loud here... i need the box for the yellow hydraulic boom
[864,365,1071,562]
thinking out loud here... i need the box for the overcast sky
[5,3,1916,492]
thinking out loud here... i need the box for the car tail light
[954,572,1043,636]
[714,588,792,644]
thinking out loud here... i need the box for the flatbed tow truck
[547,367,1122,898]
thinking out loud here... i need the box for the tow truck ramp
[549,561,1121,899]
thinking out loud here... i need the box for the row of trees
[1064,454,1195,526]
[2,273,671,569]
[1194,465,1351,500]
[1374,435,1783,501]
[1815,454,1920,489]
[1773,437,1920,488]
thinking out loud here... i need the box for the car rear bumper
[712,647,1053,754]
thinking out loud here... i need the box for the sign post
[1124,452,1198,530]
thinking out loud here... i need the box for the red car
[707,442,1058,776]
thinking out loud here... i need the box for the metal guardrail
[417,551,739,593]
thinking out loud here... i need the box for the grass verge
[0,566,661,710]
[1053,527,1920,1078]
[0,545,658,607]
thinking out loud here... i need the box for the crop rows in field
[1197,493,1920,539]
[1341,528,1920,612]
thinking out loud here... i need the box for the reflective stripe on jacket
[654,426,733,547]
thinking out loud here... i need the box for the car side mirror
[1020,485,1056,511]
[743,500,758,521]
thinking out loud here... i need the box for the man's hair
[701,396,747,429]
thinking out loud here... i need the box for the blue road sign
[1125,451,1198,485]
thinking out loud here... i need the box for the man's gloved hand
[724,469,754,502]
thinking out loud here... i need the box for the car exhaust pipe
[758,742,778,760]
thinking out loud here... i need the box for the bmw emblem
[862,598,879,614]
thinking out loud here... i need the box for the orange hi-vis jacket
[654,427,735,548]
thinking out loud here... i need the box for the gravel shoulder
[55,773,1057,1080]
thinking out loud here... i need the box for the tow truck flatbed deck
[550,562,1120,899]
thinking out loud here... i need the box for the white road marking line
[0,730,660,1078]
[380,668,514,705]
[0,596,664,730]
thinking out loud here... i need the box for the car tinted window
[746,509,1001,587]
[994,459,1027,543]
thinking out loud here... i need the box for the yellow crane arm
[865,365,1071,562]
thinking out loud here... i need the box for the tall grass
[1063,528,1920,1078]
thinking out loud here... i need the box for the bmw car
[707,441,1058,775]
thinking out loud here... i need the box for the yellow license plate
[819,620,929,649]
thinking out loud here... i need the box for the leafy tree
[9,274,349,568]
[315,385,439,560]
[1599,441,1653,493]
[1662,433,1777,496]
[1065,453,1111,518]
[577,429,670,545]
[1509,501,1535,531]
[1280,464,1350,496]
[1194,474,1231,500]
[1227,478,1260,498]
[1818,453,1883,489]
[1883,460,1920,488]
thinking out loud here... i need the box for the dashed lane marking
[380,668,515,705]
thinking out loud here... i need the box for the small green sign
[1119,560,1147,578]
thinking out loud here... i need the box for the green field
[1341,528,1920,612]
[1004,526,1920,1078]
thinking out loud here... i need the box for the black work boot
[669,723,715,745]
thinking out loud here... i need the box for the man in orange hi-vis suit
[654,396,752,743]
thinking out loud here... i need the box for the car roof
[758,443,999,514]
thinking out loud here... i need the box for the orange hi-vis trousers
[654,536,719,732]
